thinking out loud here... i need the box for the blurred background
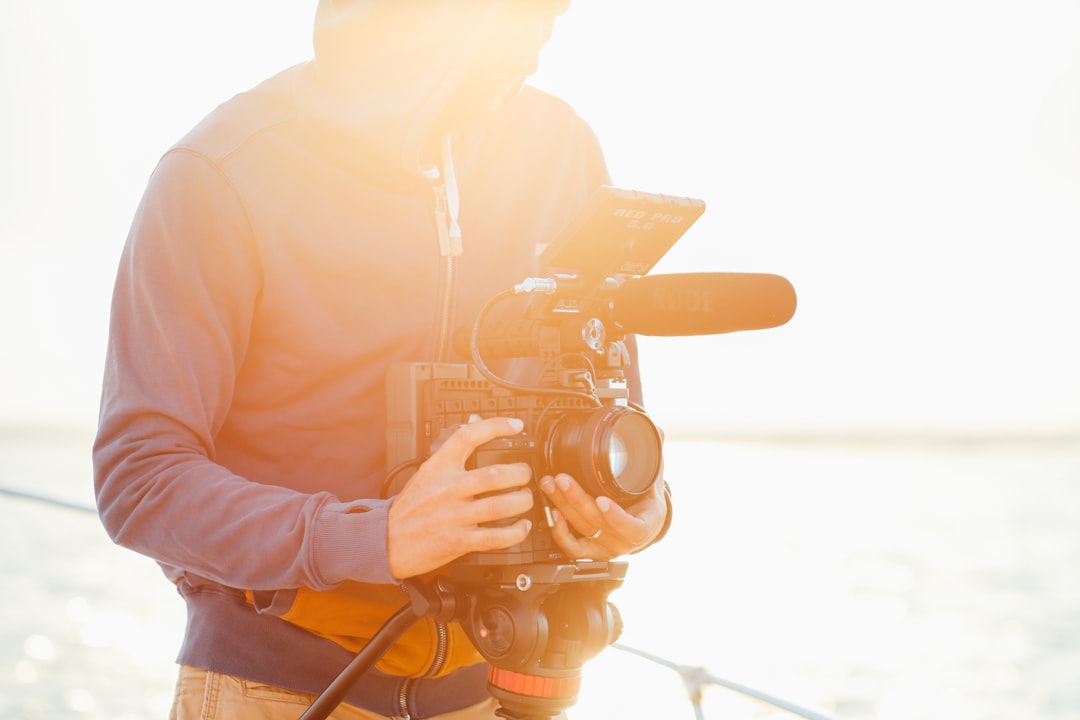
[1,1,1077,719]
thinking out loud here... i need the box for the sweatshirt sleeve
[92,148,396,590]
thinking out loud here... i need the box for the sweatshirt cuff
[312,498,396,587]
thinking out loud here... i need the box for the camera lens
[546,406,661,505]
[607,433,629,479]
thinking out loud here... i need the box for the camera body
[386,356,659,566]
[384,187,704,568]
[386,361,576,565]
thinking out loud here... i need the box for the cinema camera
[376,187,793,720]
[301,187,795,720]
[384,187,707,567]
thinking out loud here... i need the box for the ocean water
[1,428,1078,720]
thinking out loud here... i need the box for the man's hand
[387,417,533,579]
[539,463,669,561]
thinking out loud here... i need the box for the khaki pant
[168,665,506,720]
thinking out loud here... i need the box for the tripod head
[410,560,627,720]
[298,560,626,720]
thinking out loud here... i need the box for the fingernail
[507,417,524,432]
[596,496,612,513]
[540,477,554,494]
[555,475,570,491]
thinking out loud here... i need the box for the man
[93,2,671,718]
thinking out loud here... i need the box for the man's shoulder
[485,85,604,173]
[515,85,587,129]
[171,63,311,164]
[492,84,600,156]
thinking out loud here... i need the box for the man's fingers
[468,487,534,526]
[435,416,524,466]
[540,473,602,535]
[470,518,533,552]
[466,461,533,496]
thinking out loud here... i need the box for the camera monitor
[538,186,706,288]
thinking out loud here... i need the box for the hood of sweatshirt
[309,0,570,177]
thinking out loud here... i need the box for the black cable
[381,458,422,498]
[469,289,600,407]
[299,604,422,720]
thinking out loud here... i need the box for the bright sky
[2,0,1078,438]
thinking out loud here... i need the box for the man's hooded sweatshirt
[92,1,616,716]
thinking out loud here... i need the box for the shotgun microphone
[455,272,796,359]
[611,272,796,336]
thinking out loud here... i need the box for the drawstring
[440,134,463,258]
[431,135,462,363]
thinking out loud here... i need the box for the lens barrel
[546,406,661,505]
